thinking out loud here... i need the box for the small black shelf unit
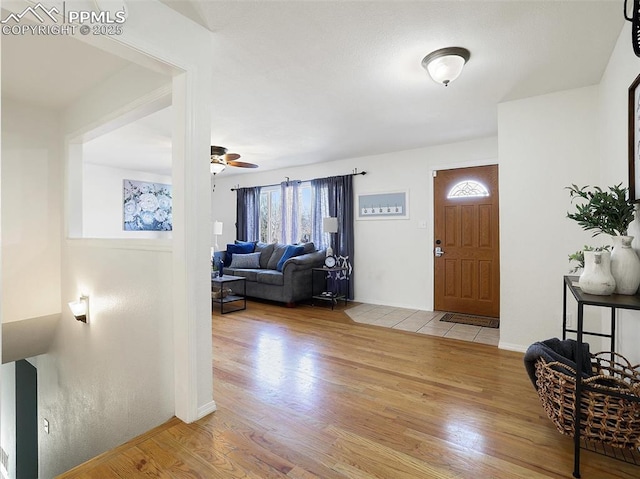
[562,275,640,477]
[311,266,349,309]
[211,274,246,314]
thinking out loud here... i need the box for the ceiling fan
[210,145,258,175]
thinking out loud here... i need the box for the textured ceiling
[1,1,626,175]
[193,0,624,174]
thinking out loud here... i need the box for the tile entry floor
[345,303,500,346]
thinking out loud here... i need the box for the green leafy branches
[566,184,635,237]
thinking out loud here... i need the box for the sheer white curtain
[280,181,300,244]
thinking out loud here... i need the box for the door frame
[427,158,499,312]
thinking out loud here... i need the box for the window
[259,182,312,243]
[447,180,490,198]
[260,187,281,243]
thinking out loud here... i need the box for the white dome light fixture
[421,47,470,86]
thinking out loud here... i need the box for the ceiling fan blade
[225,153,241,161]
[228,160,259,169]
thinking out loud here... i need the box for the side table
[212,273,246,314]
[562,275,640,477]
[311,266,349,309]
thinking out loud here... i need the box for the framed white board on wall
[357,190,409,220]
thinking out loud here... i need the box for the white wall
[35,241,174,477]
[83,163,171,239]
[213,136,498,310]
[1,99,62,323]
[498,86,601,352]
[599,23,640,364]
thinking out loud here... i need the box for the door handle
[434,246,444,257]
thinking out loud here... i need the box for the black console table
[562,275,640,477]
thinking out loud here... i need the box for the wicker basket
[535,352,640,449]
[211,287,232,300]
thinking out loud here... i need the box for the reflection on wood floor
[58,301,639,478]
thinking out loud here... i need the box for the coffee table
[211,274,246,314]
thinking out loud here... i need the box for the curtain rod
[230,169,367,191]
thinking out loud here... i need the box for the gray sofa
[223,241,326,306]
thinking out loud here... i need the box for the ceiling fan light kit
[210,145,258,175]
[421,47,470,86]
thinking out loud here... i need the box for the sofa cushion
[266,243,288,270]
[277,245,305,271]
[227,268,260,282]
[255,242,276,269]
[299,242,316,254]
[224,242,255,266]
[229,252,261,269]
[256,270,284,286]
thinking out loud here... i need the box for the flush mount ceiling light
[421,47,471,86]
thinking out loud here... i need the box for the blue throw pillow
[224,242,255,266]
[276,245,305,272]
[234,240,256,248]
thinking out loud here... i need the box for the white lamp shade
[213,221,223,235]
[68,300,86,317]
[68,296,88,322]
[322,217,338,234]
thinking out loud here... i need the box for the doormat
[440,313,500,329]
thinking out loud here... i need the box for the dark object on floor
[523,338,592,389]
[439,312,499,328]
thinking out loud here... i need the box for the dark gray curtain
[236,186,261,241]
[311,175,354,299]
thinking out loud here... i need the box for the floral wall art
[123,179,173,231]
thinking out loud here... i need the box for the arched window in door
[447,180,490,198]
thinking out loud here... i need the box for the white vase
[610,235,640,295]
[579,250,615,295]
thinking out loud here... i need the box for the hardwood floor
[58,301,639,478]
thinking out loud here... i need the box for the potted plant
[566,184,639,294]
[566,184,635,237]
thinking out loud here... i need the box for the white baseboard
[498,341,528,353]
[197,400,217,419]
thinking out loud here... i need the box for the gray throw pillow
[229,252,261,269]
[299,242,315,254]
[267,243,288,270]
[255,242,276,269]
